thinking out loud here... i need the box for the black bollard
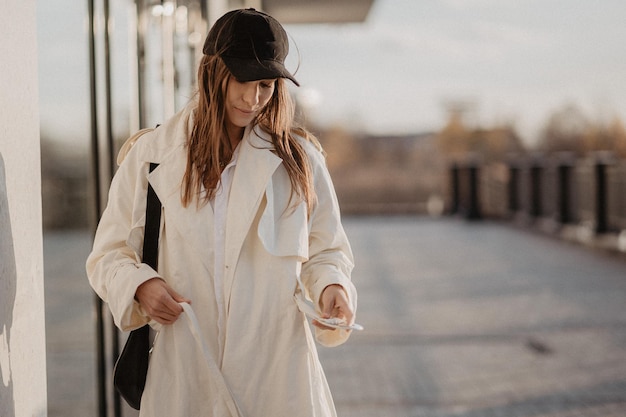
[594,154,611,234]
[466,163,482,220]
[529,159,543,219]
[450,162,460,215]
[556,153,575,225]
[508,164,519,216]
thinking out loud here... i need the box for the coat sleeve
[86,138,163,331]
[300,144,357,347]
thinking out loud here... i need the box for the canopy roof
[261,0,374,23]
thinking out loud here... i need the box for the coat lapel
[140,116,282,292]
[223,127,282,302]
[146,108,215,276]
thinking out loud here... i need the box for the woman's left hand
[313,284,354,331]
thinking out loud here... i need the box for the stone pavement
[44,218,626,417]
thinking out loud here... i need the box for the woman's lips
[236,107,255,115]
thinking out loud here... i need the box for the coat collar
[146,113,283,276]
[224,126,282,272]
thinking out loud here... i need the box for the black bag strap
[113,161,161,410]
[142,162,161,269]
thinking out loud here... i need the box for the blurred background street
[45,217,626,416]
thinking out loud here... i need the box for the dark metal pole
[449,162,459,215]
[87,0,107,416]
[529,162,542,219]
[102,0,123,414]
[104,0,116,177]
[508,165,519,215]
[466,164,481,220]
[595,158,608,234]
[558,164,571,224]
[136,0,146,128]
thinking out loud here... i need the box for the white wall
[0,1,47,416]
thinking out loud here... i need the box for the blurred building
[319,128,443,214]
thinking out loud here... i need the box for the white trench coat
[86,102,357,417]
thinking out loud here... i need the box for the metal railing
[449,152,626,240]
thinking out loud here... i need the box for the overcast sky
[38,0,626,147]
[286,0,626,143]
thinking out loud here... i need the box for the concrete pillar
[0,1,47,416]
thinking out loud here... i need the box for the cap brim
[222,56,300,87]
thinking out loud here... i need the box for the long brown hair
[182,54,320,214]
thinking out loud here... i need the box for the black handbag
[113,162,161,410]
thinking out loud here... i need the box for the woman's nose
[242,84,260,107]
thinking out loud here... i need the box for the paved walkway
[44,218,626,417]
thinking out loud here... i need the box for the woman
[86,8,357,417]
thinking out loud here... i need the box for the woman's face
[224,77,276,138]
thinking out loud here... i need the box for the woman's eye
[260,81,274,89]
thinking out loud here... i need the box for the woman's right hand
[135,278,192,325]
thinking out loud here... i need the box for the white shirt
[210,144,240,361]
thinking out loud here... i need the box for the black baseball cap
[202,8,299,86]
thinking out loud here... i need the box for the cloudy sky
[286,0,626,143]
[38,0,626,147]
